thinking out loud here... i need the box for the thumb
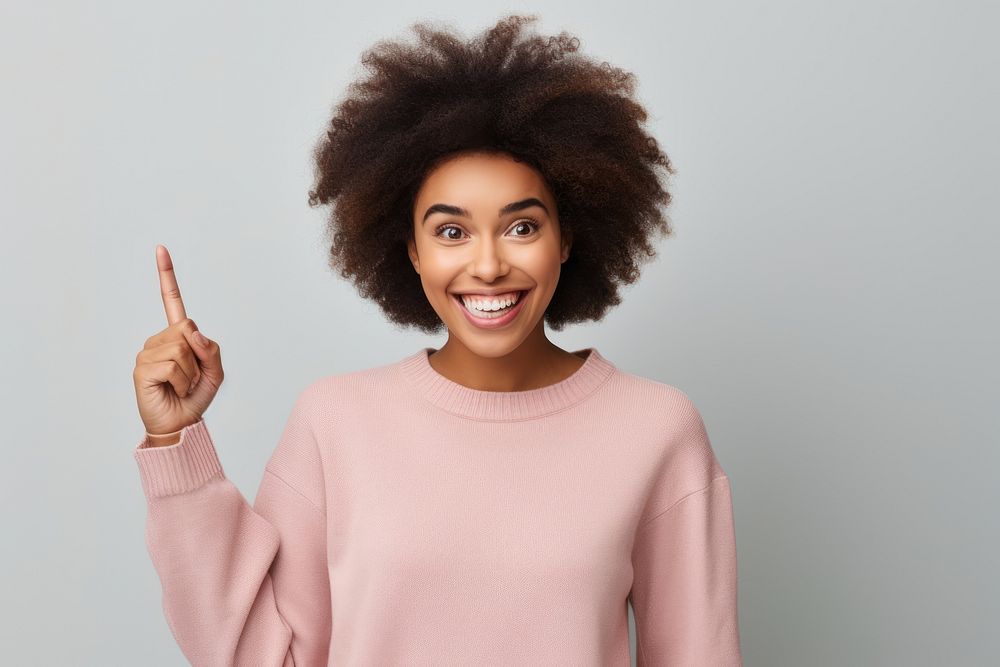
[188,328,222,378]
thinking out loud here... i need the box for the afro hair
[308,13,675,334]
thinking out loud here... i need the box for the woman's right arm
[132,245,331,665]
[133,402,331,666]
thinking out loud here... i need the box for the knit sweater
[133,346,743,666]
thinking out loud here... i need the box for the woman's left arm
[628,397,743,666]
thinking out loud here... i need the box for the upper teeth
[460,291,521,311]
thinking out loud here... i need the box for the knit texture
[134,346,743,666]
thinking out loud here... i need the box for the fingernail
[194,330,208,345]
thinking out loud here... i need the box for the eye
[434,224,465,241]
[510,218,541,236]
[433,218,541,240]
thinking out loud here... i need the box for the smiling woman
[132,12,743,667]
[307,13,677,336]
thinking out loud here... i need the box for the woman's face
[407,151,571,356]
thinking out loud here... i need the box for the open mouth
[451,289,530,320]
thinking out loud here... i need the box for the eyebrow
[421,197,549,225]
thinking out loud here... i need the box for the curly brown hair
[307,14,675,334]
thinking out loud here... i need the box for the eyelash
[433,218,541,240]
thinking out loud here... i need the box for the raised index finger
[156,244,188,325]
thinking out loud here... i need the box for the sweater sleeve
[629,397,743,667]
[133,395,331,666]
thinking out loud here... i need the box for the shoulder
[612,371,731,523]
[613,366,726,478]
[290,359,400,420]
[610,366,707,432]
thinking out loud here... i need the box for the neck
[428,326,585,392]
[396,344,615,421]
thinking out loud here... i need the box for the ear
[560,227,572,264]
[407,236,420,274]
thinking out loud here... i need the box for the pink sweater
[134,347,742,666]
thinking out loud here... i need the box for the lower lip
[452,290,530,330]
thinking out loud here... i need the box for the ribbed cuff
[133,418,224,499]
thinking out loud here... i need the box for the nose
[467,236,508,281]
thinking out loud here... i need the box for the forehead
[414,152,550,209]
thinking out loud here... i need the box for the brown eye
[510,219,540,236]
[434,225,464,240]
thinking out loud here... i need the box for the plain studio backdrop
[1,1,996,664]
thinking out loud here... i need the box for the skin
[406,151,588,392]
[133,245,225,446]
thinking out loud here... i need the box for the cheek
[522,252,563,283]
[419,267,460,305]
[415,249,454,280]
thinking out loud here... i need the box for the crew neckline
[396,346,617,421]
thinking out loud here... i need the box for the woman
[132,14,742,666]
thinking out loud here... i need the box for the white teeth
[456,291,526,319]
[459,291,521,312]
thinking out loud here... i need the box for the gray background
[1,0,996,664]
